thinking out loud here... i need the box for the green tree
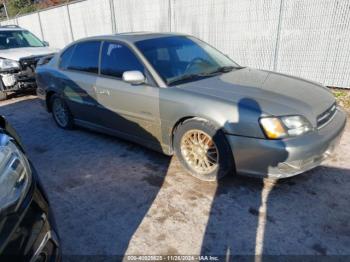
[4,0,37,17]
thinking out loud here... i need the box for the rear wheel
[174,118,234,181]
[51,94,74,129]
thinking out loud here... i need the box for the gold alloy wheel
[180,129,219,174]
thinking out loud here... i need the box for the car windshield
[135,36,240,85]
[0,30,45,50]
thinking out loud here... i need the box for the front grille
[317,102,337,128]
[19,56,45,72]
[17,56,46,81]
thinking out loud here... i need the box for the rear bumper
[226,108,347,179]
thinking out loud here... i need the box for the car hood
[0,47,59,61]
[176,67,335,126]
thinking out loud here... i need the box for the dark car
[0,116,60,261]
[36,33,346,181]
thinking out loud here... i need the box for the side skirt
[74,119,173,155]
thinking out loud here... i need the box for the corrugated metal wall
[1,0,349,88]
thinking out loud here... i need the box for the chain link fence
[1,0,349,88]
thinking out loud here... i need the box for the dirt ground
[1,95,350,258]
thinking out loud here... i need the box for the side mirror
[43,41,49,46]
[122,71,145,85]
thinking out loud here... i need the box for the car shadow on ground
[200,165,350,258]
[1,97,350,259]
[0,95,171,258]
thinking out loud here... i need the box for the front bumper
[0,70,36,93]
[0,168,61,261]
[227,108,347,179]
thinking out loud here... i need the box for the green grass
[331,89,350,110]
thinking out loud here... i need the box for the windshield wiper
[214,66,235,73]
[205,65,245,75]
[167,66,245,86]
[167,73,210,86]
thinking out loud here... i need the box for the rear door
[95,41,161,147]
[57,41,101,124]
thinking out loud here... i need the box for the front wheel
[174,118,234,181]
[51,94,74,129]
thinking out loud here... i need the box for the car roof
[0,28,24,31]
[0,25,24,31]
[77,32,187,44]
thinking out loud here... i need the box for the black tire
[50,94,74,129]
[0,91,7,101]
[173,118,234,181]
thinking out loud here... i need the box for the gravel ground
[1,95,350,258]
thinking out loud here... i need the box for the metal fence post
[66,3,74,41]
[37,11,45,41]
[168,0,172,32]
[109,0,117,33]
[273,0,285,71]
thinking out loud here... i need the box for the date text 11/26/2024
[126,255,219,261]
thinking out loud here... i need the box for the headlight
[0,58,20,71]
[280,115,312,136]
[260,115,312,139]
[0,134,32,214]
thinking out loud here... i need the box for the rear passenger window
[67,41,101,74]
[59,44,75,69]
[100,42,144,78]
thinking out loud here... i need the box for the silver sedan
[36,33,346,181]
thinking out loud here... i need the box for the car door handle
[94,88,110,96]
